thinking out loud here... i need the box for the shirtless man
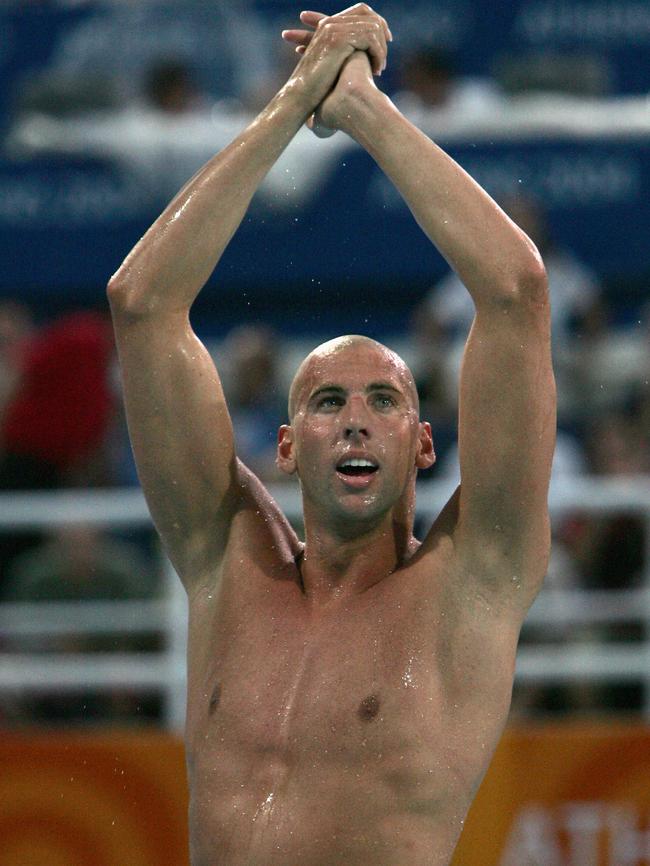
[107,6,556,865]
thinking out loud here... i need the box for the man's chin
[300,478,402,532]
[326,491,393,532]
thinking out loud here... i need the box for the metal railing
[1,475,649,728]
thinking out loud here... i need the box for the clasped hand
[282,4,392,136]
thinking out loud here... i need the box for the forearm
[344,91,546,306]
[108,82,311,314]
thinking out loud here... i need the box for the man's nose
[342,396,370,439]
[344,422,369,440]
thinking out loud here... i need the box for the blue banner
[1,136,648,324]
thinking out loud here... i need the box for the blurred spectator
[419,193,603,349]
[143,59,207,115]
[495,51,612,98]
[399,49,459,108]
[0,300,34,433]
[393,46,504,126]
[414,193,605,425]
[566,292,649,425]
[565,409,649,591]
[8,2,272,116]
[0,311,116,587]
[3,524,156,604]
[586,409,649,478]
[2,524,160,726]
[0,310,115,487]
[637,301,650,415]
[413,340,457,479]
[511,411,648,721]
[525,408,650,719]
[220,325,287,483]
[433,428,588,488]
[12,71,119,121]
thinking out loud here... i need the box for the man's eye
[318,395,343,409]
[374,394,396,408]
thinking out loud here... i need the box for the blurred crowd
[6,7,650,204]
[0,221,647,726]
[0,0,648,727]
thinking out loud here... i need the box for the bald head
[288,335,419,422]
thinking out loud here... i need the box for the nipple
[358,694,380,722]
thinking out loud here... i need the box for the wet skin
[280,338,428,548]
[106,5,554,856]
[185,486,520,866]
[184,342,523,866]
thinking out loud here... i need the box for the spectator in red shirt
[0,310,115,585]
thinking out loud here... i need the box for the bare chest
[185,570,466,780]
[183,562,516,866]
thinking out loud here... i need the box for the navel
[208,683,222,715]
[358,694,380,722]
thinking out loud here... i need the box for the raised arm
[107,6,391,589]
[314,51,556,607]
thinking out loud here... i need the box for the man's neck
[298,515,418,608]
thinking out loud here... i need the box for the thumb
[307,111,338,139]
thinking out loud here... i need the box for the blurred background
[0,1,648,864]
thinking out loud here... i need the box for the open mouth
[336,458,379,483]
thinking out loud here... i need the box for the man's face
[278,339,433,530]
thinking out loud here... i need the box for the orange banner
[0,731,189,866]
[453,722,650,866]
[2,723,650,866]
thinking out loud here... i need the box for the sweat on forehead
[287,335,418,420]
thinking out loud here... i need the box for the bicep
[453,292,556,593]
[111,307,237,583]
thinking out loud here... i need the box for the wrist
[271,77,318,124]
[337,86,391,139]
[281,63,345,121]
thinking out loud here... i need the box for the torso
[184,483,523,866]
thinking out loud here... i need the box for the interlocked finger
[330,4,393,43]
[284,6,392,66]
[318,14,388,74]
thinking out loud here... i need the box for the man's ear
[277,424,297,475]
[415,421,436,470]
